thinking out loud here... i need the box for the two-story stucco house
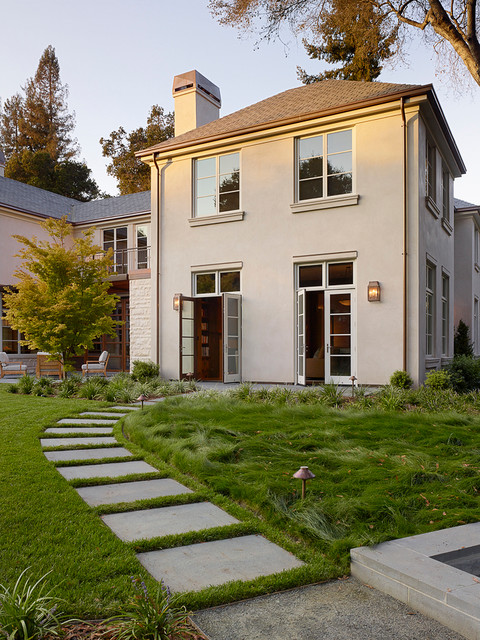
[137,71,469,387]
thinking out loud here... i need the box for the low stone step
[76,478,193,507]
[57,460,157,480]
[45,427,113,435]
[44,447,132,462]
[137,535,304,592]
[102,502,239,542]
[111,406,140,411]
[79,412,128,418]
[40,437,117,447]
[57,418,118,425]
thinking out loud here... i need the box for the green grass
[123,394,480,577]
[0,386,158,618]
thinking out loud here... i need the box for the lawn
[0,386,160,618]
[123,393,480,578]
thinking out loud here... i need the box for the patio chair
[81,351,109,378]
[0,352,28,378]
[36,352,64,380]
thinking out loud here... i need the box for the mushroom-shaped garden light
[293,465,315,499]
[137,394,147,410]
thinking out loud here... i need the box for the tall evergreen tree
[297,0,398,82]
[0,46,100,201]
[100,105,174,194]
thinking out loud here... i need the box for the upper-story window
[441,165,451,225]
[195,152,240,217]
[136,224,150,269]
[297,130,352,201]
[104,227,127,273]
[426,140,436,202]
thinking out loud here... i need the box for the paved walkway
[41,402,303,594]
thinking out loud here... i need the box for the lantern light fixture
[173,294,181,311]
[368,281,381,302]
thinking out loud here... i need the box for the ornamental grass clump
[0,568,65,640]
[108,577,194,640]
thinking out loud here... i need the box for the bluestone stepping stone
[102,502,239,542]
[111,406,140,411]
[137,535,304,592]
[44,447,132,462]
[45,427,113,434]
[57,460,157,480]
[40,437,117,447]
[79,412,127,418]
[57,418,118,425]
[76,478,193,507]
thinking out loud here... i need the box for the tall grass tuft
[0,568,65,640]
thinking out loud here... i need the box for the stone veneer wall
[129,277,152,369]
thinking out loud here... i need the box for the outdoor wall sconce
[367,281,381,302]
[173,294,181,311]
[293,465,315,499]
[137,394,147,410]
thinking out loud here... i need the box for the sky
[1,0,479,204]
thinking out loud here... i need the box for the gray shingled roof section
[0,175,76,218]
[71,191,150,222]
[142,79,424,154]
[454,197,479,210]
[0,176,150,222]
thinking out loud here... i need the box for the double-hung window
[104,227,128,273]
[426,263,435,356]
[298,130,352,201]
[195,152,240,217]
[441,273,449,356]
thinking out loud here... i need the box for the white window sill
[290,193,359,214]
[425,357,440,369]
[188,211,245,227]
[441,217,453,236]
[425,196,440,218]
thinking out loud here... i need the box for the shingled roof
[138,79,430,156]
[0,175,150,223]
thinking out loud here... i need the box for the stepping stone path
[41,404,304,595]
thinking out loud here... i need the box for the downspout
[153,152,161,368]
[401,97,408,372]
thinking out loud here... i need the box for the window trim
[425,140,439,217]
[441,272,449,356]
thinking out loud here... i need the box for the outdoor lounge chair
[0,352,28,378]
[36,352,64,379]
[81,351,109,377]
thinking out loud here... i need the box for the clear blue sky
[2,0,479,203]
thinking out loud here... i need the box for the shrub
[0,568,65,640]
[131,360,160,382]
[447,355,480,393]
[424,369,451,390]
[389,370,413,389]
[17,375,35,395]
[375,385,408,411]
[32,377,54,397]
[107,577,193,640]
[319,383,344,408]
[454,319,474,357]
[57,375,81,398]
[78,376,109,400]
[6,383,19,394]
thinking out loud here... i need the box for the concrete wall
[0,209,48,284]
[153,104,421,385]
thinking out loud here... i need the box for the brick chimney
[172,70,221,137]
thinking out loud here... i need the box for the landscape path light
[350,375,357,395]
[293,465,315,499]
[137,394,147,410]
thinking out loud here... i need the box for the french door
[296,288,354,385]
[178,294,242,382]
[324,290,354,384]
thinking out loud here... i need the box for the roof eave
[136,84,434,158]
[426,88,466,175]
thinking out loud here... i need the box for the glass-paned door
[223,293,241,382]
[179,297,196,379]
[297,289,306,385]
[325,291,353,384]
